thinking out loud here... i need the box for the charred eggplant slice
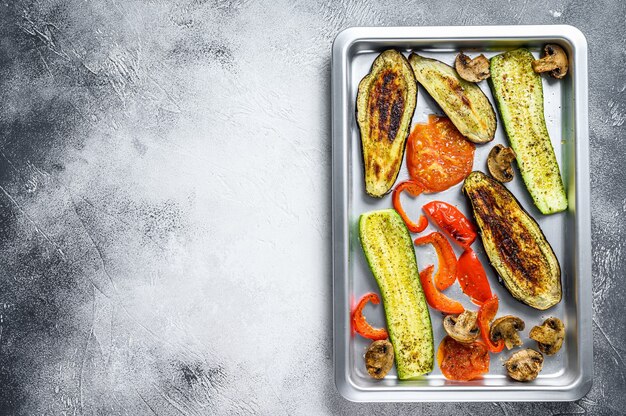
[463,171,562,310]
[356,50,417,197]
[408,54,496,143]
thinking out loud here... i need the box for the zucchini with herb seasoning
[408,53,496,143]
[359,209,434,379]
[463,171,562,310]
[489,48,568,214]
[356,50,417,198]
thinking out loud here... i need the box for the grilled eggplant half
[408,53,496,143]
[356,50,417,197]
[463,171,562,310]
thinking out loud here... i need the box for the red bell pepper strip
[352,293,388,341]
[422,201,477,248]
[414,232,457,291]
[418,265,465,314]
[477,295,505,353]
[392,180,428,233]
[457,248,493,305]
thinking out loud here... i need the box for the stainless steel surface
[332,25,591,402]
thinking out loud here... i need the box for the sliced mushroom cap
[443,311,480,344]
[531,44,569,79]
[490,315,525,350]
[505,349,544,381]
[487,144,517,183]
[365,339,394,379]
[455,52,490,82]
[529,317,565,355]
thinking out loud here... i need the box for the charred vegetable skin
[489,49,567,214]
[356,50,418,197]
[463,172,562,310]
[359,209,434,378]
[408,54,496,143]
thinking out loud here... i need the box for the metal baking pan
[331,25,591,402]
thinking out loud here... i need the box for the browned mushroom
[531,44,569,79]
[490,315,525,350]
[443,311,480,344]
[365,339,394,379]
[487,144,517,183]
[455,52,490,82]
[505,349,544,381]
[529,317,565,355]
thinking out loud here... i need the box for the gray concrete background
[0,0,623,414]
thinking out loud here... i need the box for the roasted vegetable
[477,296,505,353]
[505,349,544,381]
[457,248,493,306]
[532,44,568,79]
[352,293,388,341]
[356,50,418,197]
[487,144,516,183]
[455,53,490,82]
[438,336,490,381]
[489,48,568,214]
[443,311,480,344]
[359,209,434,378]
[529,317,565,355]
[365,340,394,379]
[406,115,475,192]
[419,265,465,315]
[490,316,525,350]
[422,201,477,248]
[408,53,496,143]
[392,180,427,233]
[413,232,457,291]
[463,171,562,310]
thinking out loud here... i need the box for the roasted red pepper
[477,295,505,353]
[419,265,465,314]
[414,232,457,291]
[457,248,492,305]
[423,201,477,248]
[352,293,388,341]
[392,180,428,233]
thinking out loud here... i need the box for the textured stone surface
[0,0,623,414]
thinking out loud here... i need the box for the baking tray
[331,25,591,402]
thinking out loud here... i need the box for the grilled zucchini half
[356,50,417,197]
[408,53,496,143]
[489,49,567,214]
[463,171,562,310]
[359,209,434,379]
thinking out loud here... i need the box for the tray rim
[331,25,592,402]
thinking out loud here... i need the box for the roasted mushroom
[531,44,569,79]
[443,311,480,344]
[365,339,394,379]
[505,349,544,381]
[490,315,525,350]
[455,52,490,82]
[487,144,517,183]
[529,317,565,355]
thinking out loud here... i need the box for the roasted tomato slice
[407,115,475,193]
[438,336,490,381]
